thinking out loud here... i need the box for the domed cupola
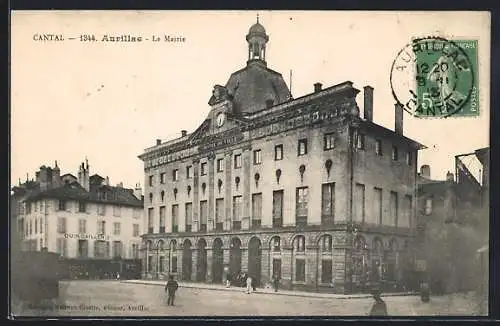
[246,14,269,64]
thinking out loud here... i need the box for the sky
[11,11,490,189]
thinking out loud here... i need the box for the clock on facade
[216,112,226,127]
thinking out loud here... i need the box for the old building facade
[12,161,144,279]
[138,20,425,293]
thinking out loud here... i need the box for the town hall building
[138,19,425,293]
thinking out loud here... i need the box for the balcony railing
[272,218,283,228]
[172,225,178,233]
[148,227,154,234]
[251,219,261,229]
[296,216,308,228]
[185,224,192,232]
[200,224,207,232]
[159,226,165,233]
[233,221,241,230]
[215,222,224,231]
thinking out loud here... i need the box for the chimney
[117,182,123,188]
[420,165,431,179]
[133,183,142,200]
[395,103,404,135]
[105,176,110,186]
[363,86,374,121]
[156,139,162,146]
[38,166,50,191]
[446,171,455,182]
[314,82,322,93]
[181,130,187,137]
[53,160,61,187]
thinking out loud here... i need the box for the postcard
[10,10,490,318]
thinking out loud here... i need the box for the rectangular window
[321,183,335,225]
[131,244,139,258]
[298,139,308,156]
[406,151,412,165]
[57,217,66,233]
[148,175,154,187]
[172,204,179,233]
[35,219,38,234]
[253,149,262,165]
[200,200,208,232]
[185,203,193,232]
[356,133,365,150]
[233,196,242,230]
[148,208,154,233]
[78,240,88,258]
[374,187,383,224]
[58,200,67,211]
[234,154,242,169]
[133,208,140,219]
[159,206,166,233]
[217,158,224,172]
[375,139,383,156]
[295,259,306,282]
[106,241,110,258]
[78,201,86,213]
[200,162,207,176]
[78,219,86,234]
[97,220,106,234]
[160,173,166,184]
[171,256,178,273]
[275,144,283,161]
[113,222,121,235]
[113,205,122,217]
[186,166,192,179]
[133,224,140,237]
[272,190,284,227]
[113,241,123,258]
[34,202,38,212]
[296,187,309,226]
[354,183,366,222]
[215,198,224,222]
[390,191,398,226]
[321,260,333,284]
[324,133,335,150]
[173,169,179,181]
[26,203,31,214]
[98,204,106,216]
[401,195,412,228]
[392,146,399,161]
[252,193,262,228]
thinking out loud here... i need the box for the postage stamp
[390,37,479,118]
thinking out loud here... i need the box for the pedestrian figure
[420,282,430,303]
[116,272,120,281]
[246,275,253,294]
[165,275,179,306]
[251,276,257,292]
[226,272,231,288]
[369,289,388,316]
[272,274,280,292]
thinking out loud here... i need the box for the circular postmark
[390,36,475,118]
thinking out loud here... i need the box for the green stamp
[390,37,479,118]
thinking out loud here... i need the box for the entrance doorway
[212,238,224,283]
[196,238,207,282]
[182,240,192,281]
[248,237,262,286]
[229,238,242,275]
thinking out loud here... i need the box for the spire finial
[55,160,58,168]
[256,13,259,24]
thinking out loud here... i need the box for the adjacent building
[138,20,425,293]
[11,160,144,279]
[415,148,488,294]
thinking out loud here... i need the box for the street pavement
[11,280,482,317]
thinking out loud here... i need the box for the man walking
[165,275,179,306]
[369,289,388,316]
[272,273,280,292]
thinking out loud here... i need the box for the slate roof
[23,180,143,208]
[225,61,291,115]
